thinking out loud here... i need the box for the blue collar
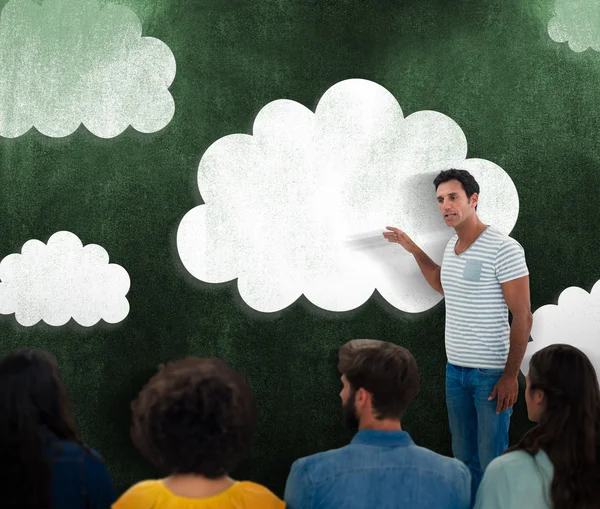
[350,429,414,447]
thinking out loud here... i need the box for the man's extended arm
[383,226,443,295]
[412,247,444,295]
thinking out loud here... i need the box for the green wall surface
[1,0,599,497]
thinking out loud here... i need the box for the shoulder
[290,443,469,484]
[80,449,114,487]
[500,236,525,252]
[444,234,458,249]
[476,449,553,508]
[485,450,540,478]
[235,481,285,507]
[474,227,513,250]
[288,445,351,483]
[441,234,458,264]
[47,439,82,457]
[498,449,550,466]
[113,480,163,508]
[483,229,527,274]
[410,445,471,482]
[55,441,108,472]
[486,228,525,253]
[47,441,111,482]
[84,447,105,464]
[49,440,103,463]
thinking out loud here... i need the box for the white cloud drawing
[521,280,600,378]
[0,0,176,138]
[547,0,600,52]
[177,78,520,313]
[0,231,130,327]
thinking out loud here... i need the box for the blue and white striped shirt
[440,227,529,369]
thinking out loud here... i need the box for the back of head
[508,343,600,509]
[131,357,257,478]
[338,339,420,421]
[0,348,79,509]
[433,169,480,198]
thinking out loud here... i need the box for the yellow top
[112,480,285,509]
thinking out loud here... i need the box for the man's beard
[342,390,359,429]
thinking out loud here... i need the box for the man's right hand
[383,226,419,255]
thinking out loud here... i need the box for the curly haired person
[113,357,284,509]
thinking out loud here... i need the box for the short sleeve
[473,457,512,509]
[495,239,528,284]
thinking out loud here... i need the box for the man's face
[340,374,359,429]
[436,180,477,228]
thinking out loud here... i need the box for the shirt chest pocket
[462,259,483,282]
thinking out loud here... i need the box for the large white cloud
[521,280,600,378]
[177,78,520,313]
[0,231,130,327]
[548,0,600,52]
[0,0,175,138]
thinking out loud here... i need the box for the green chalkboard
[1,0,599,498]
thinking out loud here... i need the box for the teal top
[474,449,554,509]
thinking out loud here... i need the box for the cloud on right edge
[521,279,600,378]
[0,231,130,327]
[548,0,600,52]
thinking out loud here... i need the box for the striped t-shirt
[440,226,529,369]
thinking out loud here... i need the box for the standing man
[383,169,532,502]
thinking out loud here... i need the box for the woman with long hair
[474,343,600,508]
[0,348,116,509]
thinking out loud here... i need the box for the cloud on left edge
[0,0,176,138]
[0,231,130,327]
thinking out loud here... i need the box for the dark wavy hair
[130,357,257,478]
[338,339,420,420]
[0,348,86,509]
[506,343,600,508]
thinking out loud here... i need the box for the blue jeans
[445,363,512,506]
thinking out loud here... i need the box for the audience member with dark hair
[0,348,116,509]
[474,344,600,509]
[284,339,471,509]
[113,356,284,509]
[9,342,598,509]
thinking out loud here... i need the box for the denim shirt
[284,429,471,509]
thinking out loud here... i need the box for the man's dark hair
[433,169,480,201]
[337,339,420,421]
[130,357,257,478]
